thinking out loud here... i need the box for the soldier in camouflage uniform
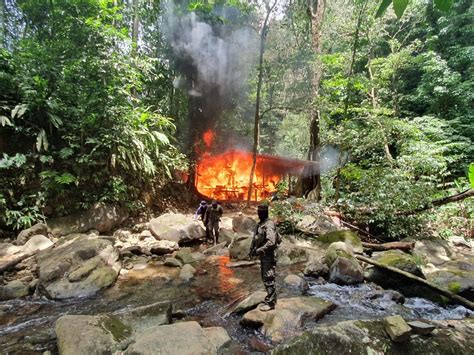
[249,204,278,311]
[204,200,223,245]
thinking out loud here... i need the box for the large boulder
[0,280,30,301]
[149,213,205,244]
[318,230,363,254]
[329,256,364,285]
[273,319,474,355]
[303,258,329,278]
[16,223,49,245]
[48,203,128,237]
[232,214,257,235]
[0,242,21,258]
[295,213,338,236]
[324,241,354,266]
[229,234,253,260]
[364,250,444,302]
[283,274,309,292]
[424,259,474,301]
[125,321,231,354]
[179,264,196,282]
[36,236,121,299]
[115,301,172,333]
[55,314,131,355]
[276,243,309,266]
[241,296,336,342]
[21,235,53,254]
[413,239,452,266]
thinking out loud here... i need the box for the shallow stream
[0,253,472,354]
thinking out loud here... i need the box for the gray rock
[203,242,227,255]
[241,296,336,342]
[219,228,235,246]
[303,258,329,278]
[276,244,309,265]
[231,291,267,314]
[329,257,364,285]
[37,236,120,299]
[179,264,196,282]
[407,320,435,335]
[21,235,53,254]
[175,248,195,264]
[164,257,182,267]
[283,274,309,292]
[48,203,128,237]
[414,240,452,266]
[318,230,363,254]
[115,300,172,333]
[273,319,474,354]
[295,214,338,236]
[149,240,179,255]
[325,241,354,266]
[149,213,205,244]
[226,260,258,268]
[232,214,257,235]
[0,242,21,257]
[0,280,30,301]
[229,235,253,260]
[55,314,130,355]
[125,321,230,354]
[16,223,49,245]
[384,315,411,343]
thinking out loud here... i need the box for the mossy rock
[318,230,363,254]
[372,250,424,277]
[273,319,474,355]
[325,242,354,267]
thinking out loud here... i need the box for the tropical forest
[0,0,473,353]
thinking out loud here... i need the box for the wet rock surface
[384,315,412,342]
[149,213,205,243]
[47,203,128,237]
[36,236,121,299]
[241,296,336,342]
[273,319,474,355]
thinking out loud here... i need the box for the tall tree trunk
[303,0,325,201]
[0,0,6,48]
[131,0,140,53]
[247,0,277,205]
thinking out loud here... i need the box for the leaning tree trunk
[247,0,277,205]
[303,0,325,201]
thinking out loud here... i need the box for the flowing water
[1,254,472,354]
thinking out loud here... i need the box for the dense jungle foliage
[0,0,472,240]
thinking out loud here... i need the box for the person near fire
[249,204,278,311]
[194,200,208,221]
[204,200,223,245]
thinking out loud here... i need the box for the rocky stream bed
[0,204,473,354]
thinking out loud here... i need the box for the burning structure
[195,150,314,201]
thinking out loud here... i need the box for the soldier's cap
[211,200,218,205]
[257,204,269,211]
[200,200,207,205]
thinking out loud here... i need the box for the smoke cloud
[162,1,259,99]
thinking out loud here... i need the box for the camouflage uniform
[251,218,278,308]
[204,203,223,244]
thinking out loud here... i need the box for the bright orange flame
[196,150,281,201]
[203,129,215,148]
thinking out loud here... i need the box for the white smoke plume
[162,1,259,98]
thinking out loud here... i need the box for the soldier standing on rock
[249,204,279,311]
[204,200,223,245]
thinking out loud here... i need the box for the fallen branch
[362,241,415,252]
[397,188,474,216]
[356,255,474,311]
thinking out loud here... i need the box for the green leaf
[376,0,392,18]
[11,104,27,119]
[434,0,453,12]
[0,115,13,127]
[469,163,474,188]
[393,0,409,18]
[47,112,63,129]
[36,129,48,152]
